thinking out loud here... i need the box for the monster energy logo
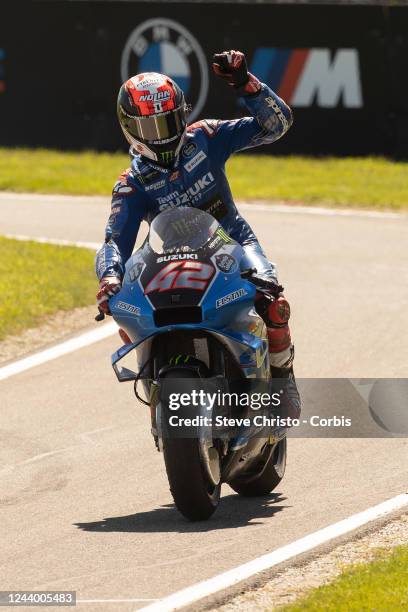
[216,228,232,243]
[160,150,174,163]
[169,354,192,365]
[171,219,190,236]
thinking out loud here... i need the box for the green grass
[279,545,408,612]
[229,155,408,210]
[0,149,128,197]
[0,237,96,341]
[0,148,407,210]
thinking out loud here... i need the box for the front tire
[161,370,221,521]
[163,437,221,521]
[229,437,287,497]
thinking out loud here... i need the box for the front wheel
[163,437,221,521]
[161,370,221,521]
[229,437,287,497]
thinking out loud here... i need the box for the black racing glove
[212,50,261,95]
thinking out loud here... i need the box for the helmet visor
[124,105,186,144]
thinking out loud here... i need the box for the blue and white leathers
[96,83,293,282]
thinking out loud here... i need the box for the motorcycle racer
[96,50,300,416]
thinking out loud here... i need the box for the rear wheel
[161,370,221,521]
[229,437,287,497]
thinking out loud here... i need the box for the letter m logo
[250,48,362,108]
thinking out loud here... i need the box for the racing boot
[270,352,301,421]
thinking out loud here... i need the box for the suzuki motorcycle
[105,207,287,521]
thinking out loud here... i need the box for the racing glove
[212,50,261,95]
[96,276,121,316]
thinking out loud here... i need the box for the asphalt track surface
[1,193,408,610]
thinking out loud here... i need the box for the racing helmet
[117,72,188,167]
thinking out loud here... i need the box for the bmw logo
[121,18,209,122]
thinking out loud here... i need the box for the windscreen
[148,207,220,254]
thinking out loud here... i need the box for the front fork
[149,381,161,451]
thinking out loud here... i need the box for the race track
[1,194,408,610]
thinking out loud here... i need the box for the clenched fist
[212,50,261,94]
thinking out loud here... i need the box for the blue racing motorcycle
[108,207,287,521]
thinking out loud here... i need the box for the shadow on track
[74,492,289,533]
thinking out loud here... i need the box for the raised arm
[210,50,293,161]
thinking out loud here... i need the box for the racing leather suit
[96,82,294,367]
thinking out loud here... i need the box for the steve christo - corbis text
[167,414,352,428]
[167,391,352,429]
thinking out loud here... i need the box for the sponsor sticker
[215,254,237,274]
[200,195,228,220]
[158,171,215,209]
[144,179,166,191]
[215,227,232,243]
[139,91,171,102]
[157,253,198,263]
[216,288,247,309]
[116,301,141,315]
[184,150,207,173]
[207,235,223,251]
[182,141,198,158]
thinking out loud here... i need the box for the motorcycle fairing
[111,209,270,381]
[111,325,268,382]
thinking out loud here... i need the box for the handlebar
[240,268,284,298]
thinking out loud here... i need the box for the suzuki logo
[250,48,363,108]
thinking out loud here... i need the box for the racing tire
[161,370,221,521]
[229,437,287,497]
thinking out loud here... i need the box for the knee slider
[265,297,291,354]
[267,296,291,327]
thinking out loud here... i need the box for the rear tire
[229,437,287,497]
[161,370,221,521]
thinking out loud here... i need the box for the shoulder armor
[187,119,220,138]
[112,168,137,197]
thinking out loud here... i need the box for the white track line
[238,201,403,219]
[138,493,408,612]
[4,233,100,250]
[0,322,117,382]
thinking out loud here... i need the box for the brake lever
[241,268,283,298]
[240,267,257,279]
[253,277,284,297]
